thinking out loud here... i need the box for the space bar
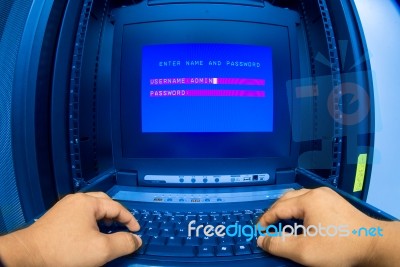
[145,245,195,257]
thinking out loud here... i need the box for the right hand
[257,187,398,267]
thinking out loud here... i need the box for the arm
[0,192,141,267]
[257,187,400,267]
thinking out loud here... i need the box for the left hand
[0,192,141,267]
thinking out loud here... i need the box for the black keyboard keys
[234,244,251,255]
[184,236,200,246]
[148,236,166,245]
[111,208,276,259]
[218,236,235,245]
[166,236,183,246]
[202,236,217,246]
[216,245,234,256]
[146,245,195,257]
[198,246,215,257]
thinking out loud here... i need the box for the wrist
[361,220,400,266]
[0,229,44,266]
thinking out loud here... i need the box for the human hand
[0,192,141,267]
[257,187,398,267]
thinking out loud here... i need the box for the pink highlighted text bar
[150,89,266,98]
[150,78,265,86]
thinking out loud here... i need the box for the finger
[279,189,310,201]
[255,189,310,224]
[257,234,304,262]
[258,197,305,227]
[266,188,310,212]
[260,189,310,219]
[86,192,135,226]
[86,192,111,199]
[104,232,142,261]
[94,198,140,232]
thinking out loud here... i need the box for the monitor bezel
[111,3,301,183]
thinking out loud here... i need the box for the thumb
[104,232,142,261]
[257,234,303,261]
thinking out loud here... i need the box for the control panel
[143,174,270,184]
[113,188,293,204]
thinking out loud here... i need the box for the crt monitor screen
[119,20,293,160]
[141,43,273,133]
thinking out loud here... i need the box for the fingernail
[257,236,265,248]
[134,219,140,229]
[130,217,140,231]
[131,215,138,224]
[132,234,142,248]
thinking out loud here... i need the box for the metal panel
[0,0,33,234]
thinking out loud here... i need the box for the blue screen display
[141,44,273,133]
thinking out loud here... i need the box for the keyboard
[100,208,271,259]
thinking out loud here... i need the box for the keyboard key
[195,229,206,238]
[148,236,166,245]
[254,209,264,216]
[240,213,253,221]
[166,236,183,246]
[160,228,175,237]
[216,245,233,256]
[160,221,175,228]
[198,215,209,223]
[246,219,256,226]
[222,214,233,221]
[141,214,154,221]
[145,244,195,257]
[184,215,197,222]
[204,221,219,227]
[175,221,185,228]
[236,236,252,245]
[184,236,201,246]
[210,214,222,221]
[176,228,188,237]
[232,212,243,219]
[129,208,140,214]
[174,215,185,221]
[169,216,182,223]
[202,236,217,246]
[218,236,235,245]
[146,227,159,236]
[234,244,251,255]
[144,221,159,228]
[153,216,163,222]
[197,246,215,257]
